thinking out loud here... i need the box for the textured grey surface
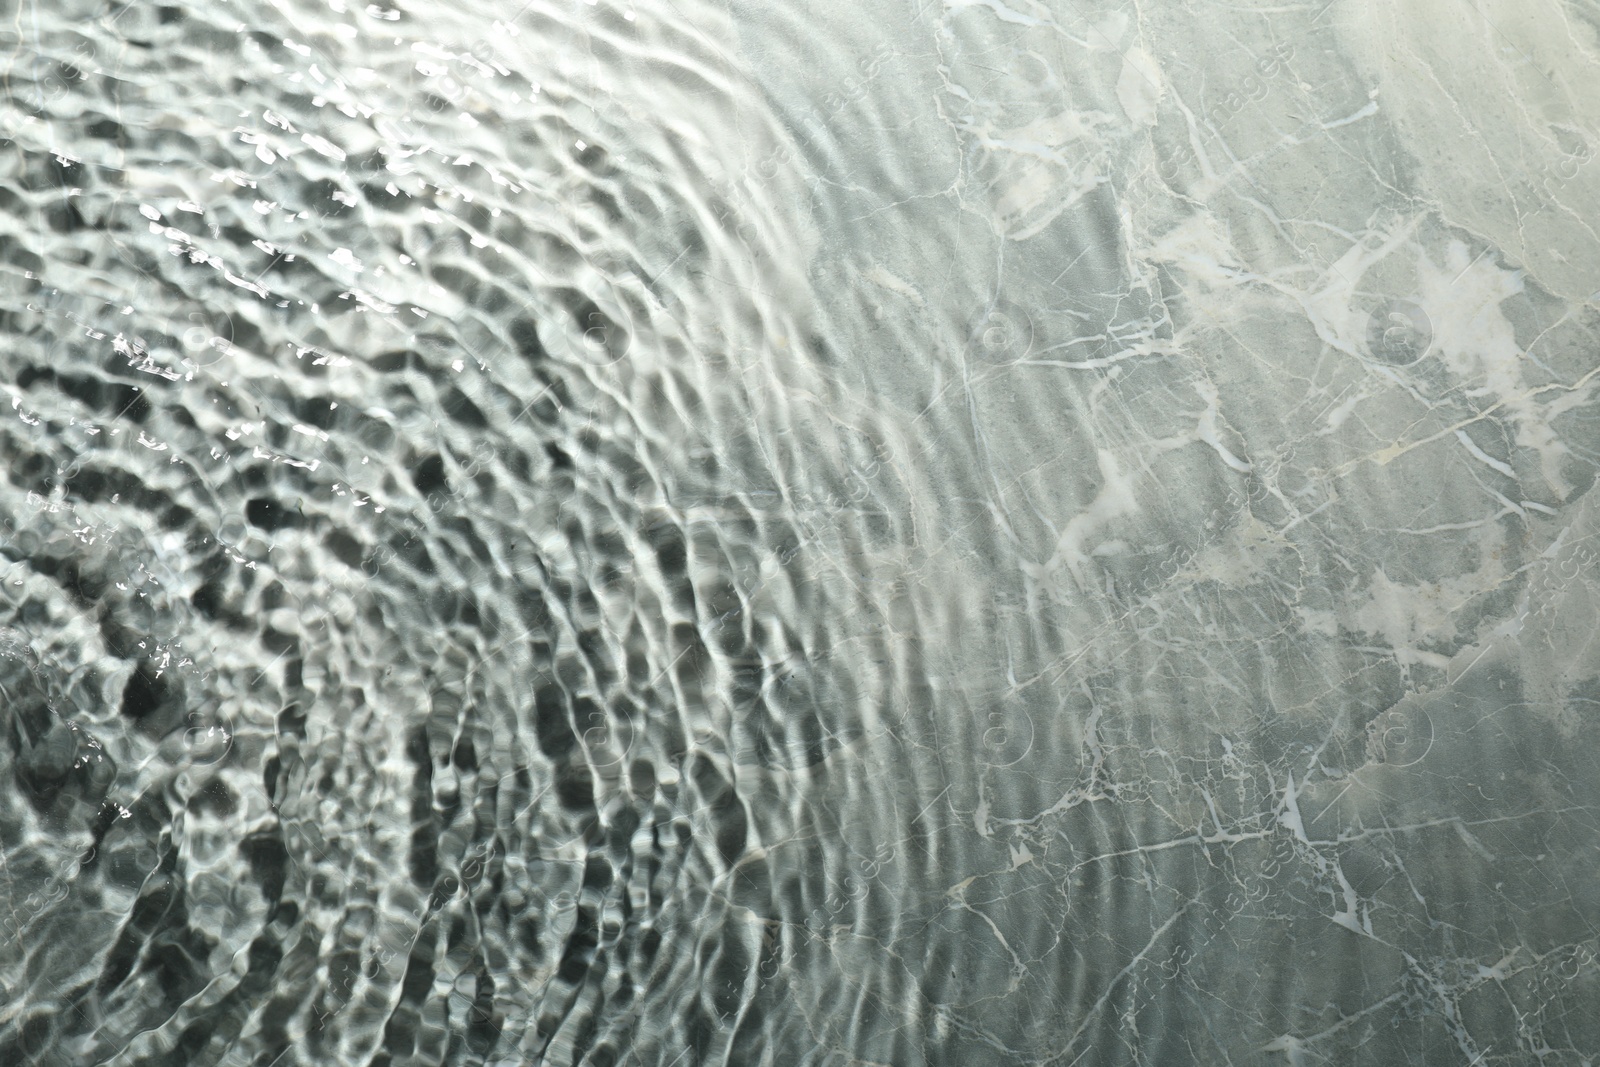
[2,0,1600,1064]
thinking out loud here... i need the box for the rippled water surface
[6,0,1600,1064]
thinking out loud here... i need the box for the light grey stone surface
[1,0,1598,1063]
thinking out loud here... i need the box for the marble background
[725,3,1600,1058]
[1,0,1599,1064]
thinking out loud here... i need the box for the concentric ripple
[10,0,1600,1066]
[0,2,930,1064]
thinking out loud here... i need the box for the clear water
[4,0,1600,1064]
